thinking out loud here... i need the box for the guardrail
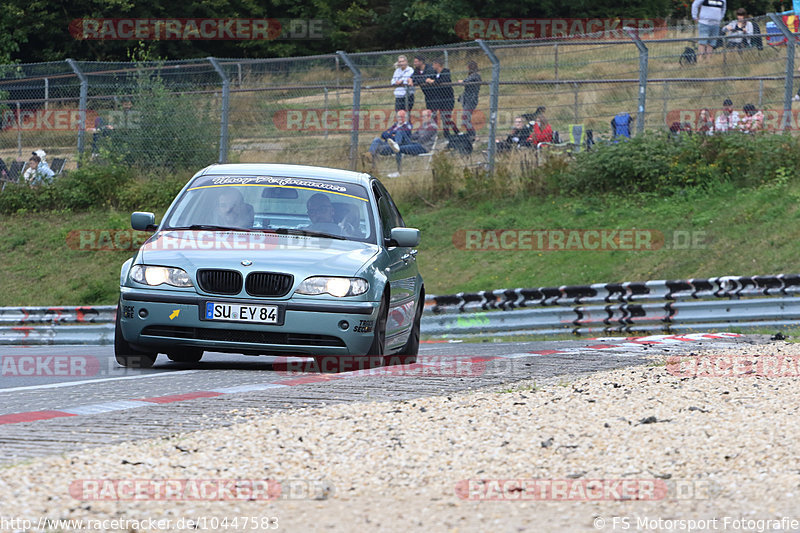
[423,274,800,338]
[2,274,799,344]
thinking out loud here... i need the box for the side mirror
[387,227,420,248]
[131,211,157,232]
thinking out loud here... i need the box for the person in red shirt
[527,113,553,146]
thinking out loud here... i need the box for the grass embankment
[1,177,798,306]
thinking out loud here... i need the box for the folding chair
[50,157,67,175]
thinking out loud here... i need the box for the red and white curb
[529,332,743,356]
[0,333,742,426]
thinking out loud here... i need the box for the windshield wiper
[274,228,346,240]
[165,224,250,231]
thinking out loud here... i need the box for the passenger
[304,193,342,235]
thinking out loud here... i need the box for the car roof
[195,163,374,187]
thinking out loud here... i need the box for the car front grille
[141,325,346,347]
[197,269,243,295]
[246,272,293,297]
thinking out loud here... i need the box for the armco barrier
[423,274,800,338]
[2,274,800,344]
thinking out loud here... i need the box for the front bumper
[119,288,380,356]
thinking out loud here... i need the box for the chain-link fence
[0,12,798,181]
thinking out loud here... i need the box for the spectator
[23,154,54,185]
[425,57,459,136]
[89,115,114,156]
[384,109,439,177]
[739,103,763,133]
[527,112,554,146]
[697,108,715,135]
[397,109,438,155]
[368,110,412,163]
[33,149,54,175]
[458,60,481,141]
[496,116,531,152]
[411,55,435,110]
[391,55,415,112]
[692,0,726,61]
[715,98,740,131]
[722,8,754,49]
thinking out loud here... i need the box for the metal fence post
[768,13,795,130]
[477,39,499,175]
[624,28,648,135]
[573,83,579,122]
[554,43,559,80]
[336,51,361,171]
[66,59,88,163]
[208,57,230,163]
[16,102,21,158]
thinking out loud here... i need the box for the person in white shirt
[692,0,726,61]
[714,98,740,132]
[391,55,415,112]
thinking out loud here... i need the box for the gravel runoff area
[2,340,800,533]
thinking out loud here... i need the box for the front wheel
[114,304,157,369]
[366,297,388,357]
[386,299,422,366]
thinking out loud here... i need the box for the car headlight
[295,277,369,297]
[130,265,193,288]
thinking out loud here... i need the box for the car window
[373,181,404,240]
[162,176,376,244]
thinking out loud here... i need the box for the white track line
[0,370,200,394]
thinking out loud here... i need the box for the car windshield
[162,176,376,243]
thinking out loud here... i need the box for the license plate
[204,302,279,324]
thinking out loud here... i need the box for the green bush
[0,163,192,214]
[96,66,218,170]
[559,132,800,196]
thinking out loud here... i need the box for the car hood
[138,230,380,278]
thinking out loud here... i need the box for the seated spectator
[697,108,714,135]
[527,113,554,146]
[714,98,739,132]
[739,103,763,133]
[722,9,754,49]
[23,154,55,185]
[368,110,412,164]
[395,109,438,157]
[496,116,531,152]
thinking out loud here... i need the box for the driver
[212,188,252,228]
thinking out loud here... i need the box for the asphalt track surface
[0,334,753,465]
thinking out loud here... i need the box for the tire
[386,298,422,366]
[367,296,388,357]
[167,348,204,363]
[114,304,157,369]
